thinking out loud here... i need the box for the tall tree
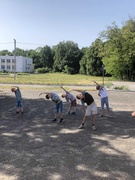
[100,19,135,80]
[12,48,27,56]
[53,41,81,74]
[39,46,54,69]
[100,23,126,79]
[26,49,41,69]
[79,39,103,76]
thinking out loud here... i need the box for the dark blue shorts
[55,101,63,113]
[16,99,23,108]
[101,97,109,110]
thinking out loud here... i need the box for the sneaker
[16,111,19,114]
[59,119,63,123]
[52,119,57,123]
[71,112,76,115]
[92,124,97,131]
[79,124,84,129]
[99,114,103,117]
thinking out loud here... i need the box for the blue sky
[0,0,135,51]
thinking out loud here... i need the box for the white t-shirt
[98,87,108,98]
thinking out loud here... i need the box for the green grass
[0,73,116,85]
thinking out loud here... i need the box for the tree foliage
[53,41,82,74]
[100,19,135,80]
[79,39,103,76]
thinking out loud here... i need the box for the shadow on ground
[0,93,135,180]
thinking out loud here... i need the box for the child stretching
[71,89,97,130]
[93,81,111,117]
[11,86,23,114]
[61,86,77,114]
[39,92,63,123]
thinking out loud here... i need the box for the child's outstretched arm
[60,86,68,93]
[39,92,49,96]
[70,89,84,93]
[92,81,99,86]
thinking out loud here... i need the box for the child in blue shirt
[39,92,63,123]
[11,86,23,114]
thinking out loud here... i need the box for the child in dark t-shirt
[70,89,97,130]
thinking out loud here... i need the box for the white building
[0,55,34,73]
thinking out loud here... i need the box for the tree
[79,39,103,76]
[100,23,126,79]
[26,49,41,69]
[100,19,135,80]
[39,46,54,70]
[0,50,13,56]
[53,41,82,74]
[12,48,26,56]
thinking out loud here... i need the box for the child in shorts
[70,89,97,130]
[39,92,63,123]
[93,81,111,117]
[61,86,76,114]
[11,86,23,114]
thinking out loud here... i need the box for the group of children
[11,82,112,131]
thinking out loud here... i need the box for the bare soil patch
[0,90,135,180]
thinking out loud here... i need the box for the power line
[0,42,13,44]
[0,41,86,49]
[17,42,85,48]
[17,42,50,46]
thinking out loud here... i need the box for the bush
[35,67,50,73]
[2,70,8,73]
[114,86,129,90]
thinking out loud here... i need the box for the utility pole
[102,65,104,86]
[14,39,16,80]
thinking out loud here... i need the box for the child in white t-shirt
[94,81,111,117]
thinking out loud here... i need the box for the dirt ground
[0,89,135,180]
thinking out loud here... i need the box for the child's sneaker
[92,124,97,131]
[106,115,112,118]
[59,119,63,123]
[52,119,57,123]
[99,114,103,117]
[79,124,84,129]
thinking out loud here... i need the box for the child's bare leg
[21,107,23,113]
[79,115,87,129]
[16,107,19,113]
[60,113,63,119]
[92,114,96,125]
[92,114,96,130]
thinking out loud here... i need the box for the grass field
[0,73,115,85]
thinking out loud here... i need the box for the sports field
[0,89,135,180]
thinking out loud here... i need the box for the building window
[7,65,10,70]
[12,65,15,70]
[1,65,5,69]
[7,59,11,63]
[12,59,15,63]
[1,59,5,63]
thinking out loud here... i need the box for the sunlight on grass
[0,73,115,85]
